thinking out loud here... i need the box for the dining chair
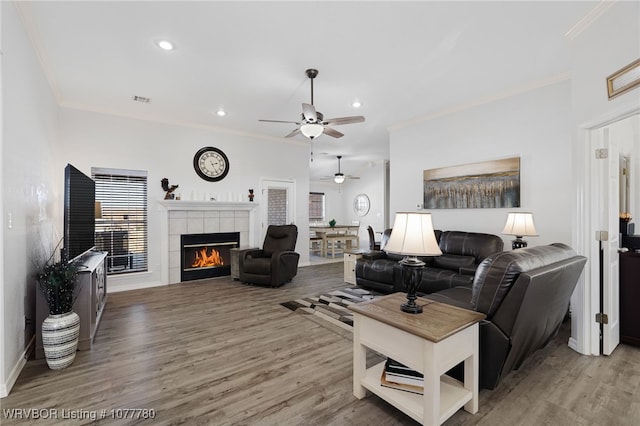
[367,225,381,251]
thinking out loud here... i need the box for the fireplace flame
[192,247,224,268]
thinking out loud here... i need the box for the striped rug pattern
[280,287,377,330]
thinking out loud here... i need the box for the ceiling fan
[321,155,360,184]
[259,69,365,140]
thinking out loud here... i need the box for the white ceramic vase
[41,311,80,370]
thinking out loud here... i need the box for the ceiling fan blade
[323,116,365,126]
[284,128,301,138]
[259,119,301,124]
[323,127,344,138]
[302,103,318,123]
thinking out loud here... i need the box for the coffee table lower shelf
[361,361,472,424]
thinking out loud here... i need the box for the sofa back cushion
[438,231,503,264]
[432,254,475,271]
[471,243,579,317]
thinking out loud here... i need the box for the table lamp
[384,212,442,314]
[502,212,538,249]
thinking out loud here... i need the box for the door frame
[259,178,296,241]
[572,107,640,356]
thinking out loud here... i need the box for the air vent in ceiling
[132,95,151,103]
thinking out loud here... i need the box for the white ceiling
[19,1,598,181]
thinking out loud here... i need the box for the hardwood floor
[3,262,639,425]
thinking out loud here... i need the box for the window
[92,167,148,275]
[309,192,325,222]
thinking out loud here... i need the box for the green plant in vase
[36,241,83,370]
[37,257,81,315]
[329,219,337,228]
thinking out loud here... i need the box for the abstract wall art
[423,157,520,209]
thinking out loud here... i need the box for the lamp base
[399,257,425,314]
[511,237,528,250]
[401,301,423,314]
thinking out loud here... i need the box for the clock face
[193,147,229,182]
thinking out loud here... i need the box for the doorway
[574,112,639,356]
[259,179,296,241]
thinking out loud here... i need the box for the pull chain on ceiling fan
[259,69,365,140]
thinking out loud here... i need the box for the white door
[592,127,620,355]
[260,179,296,240]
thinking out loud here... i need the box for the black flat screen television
[63,164,96,261]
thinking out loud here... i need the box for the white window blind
[92,167,148,275]
[309,192,325,221]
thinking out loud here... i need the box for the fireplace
[181,232,240,281]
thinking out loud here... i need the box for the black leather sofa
[355,230,504,294]
[427,243,587,389]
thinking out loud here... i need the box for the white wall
[569,2,640,127]
[58,108,311,289]
[389,80,573,249]
[1,3,60,397]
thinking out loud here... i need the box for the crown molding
[565,0,618,41]
[388,72,571,131]
[58,102,309,147]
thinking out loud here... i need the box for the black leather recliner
[427,243,587,389]
[238,225,300,287]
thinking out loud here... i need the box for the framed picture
[607,58,640,100]
[423,157,520,209]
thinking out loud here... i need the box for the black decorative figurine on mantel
[161,178,179,200]
[248,189,254,202]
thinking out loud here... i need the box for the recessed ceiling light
[156,40,174,51]
[352,100,362,108]
[216,109,226,117]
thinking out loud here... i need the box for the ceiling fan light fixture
[334,173,346,184]
[300,123,323,139]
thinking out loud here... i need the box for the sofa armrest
[459,265,477,276]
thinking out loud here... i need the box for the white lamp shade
[300,123,323,139]
[502,212,538,237]
[384,212,442,256]
[334,173,345,184]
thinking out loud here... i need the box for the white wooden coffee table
[349,292,485,425]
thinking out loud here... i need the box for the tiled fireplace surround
[158,200,258,284]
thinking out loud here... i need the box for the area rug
[280,287,378,331]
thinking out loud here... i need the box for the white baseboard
[1,336,34,398]
[108,280,165,293]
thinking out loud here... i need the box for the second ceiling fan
[321,155,360,184]
[259,69,365,139]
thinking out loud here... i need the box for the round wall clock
[193,147,229,182]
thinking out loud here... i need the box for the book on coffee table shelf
[380,358,424,394]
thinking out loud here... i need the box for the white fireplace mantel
[157,199,259,284]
